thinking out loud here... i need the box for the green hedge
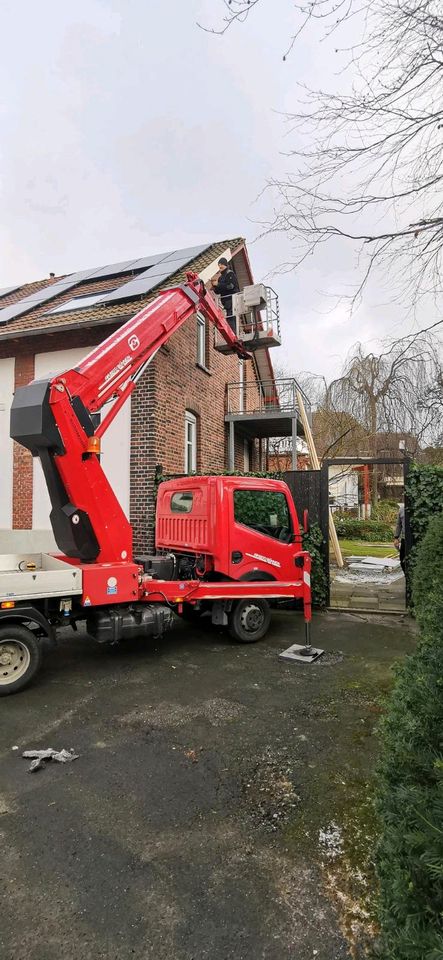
[302,523,328,607]
[334,516,393,542]
[375,512,443,958]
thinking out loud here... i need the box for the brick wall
[12,354,35,528]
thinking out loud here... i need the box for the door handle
[231,551,243,564]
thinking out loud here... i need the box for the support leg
[291,416,298,471]
[228,421,235,471]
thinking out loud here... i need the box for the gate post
[320,461,331,607]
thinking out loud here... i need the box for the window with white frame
[184,411,197,473]
[196,312,206,367]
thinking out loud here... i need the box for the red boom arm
[29,275,247,565]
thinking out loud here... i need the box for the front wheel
[0,625,42,696]
[228,599,271,643]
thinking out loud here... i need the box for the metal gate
[285,457,412,608]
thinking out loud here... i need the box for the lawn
[337,539,397,559]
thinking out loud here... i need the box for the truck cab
[155,476,302,582]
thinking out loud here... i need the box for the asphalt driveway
[0,610,416,960]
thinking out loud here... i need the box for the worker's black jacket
[213,268,239,316]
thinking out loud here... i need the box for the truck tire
[0,625,42,696]
[228,599,271,643]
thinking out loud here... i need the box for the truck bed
[0,553,83,602]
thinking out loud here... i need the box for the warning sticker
[107,576,118,596]
[84,596,91,606]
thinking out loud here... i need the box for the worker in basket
[211,257,240,333]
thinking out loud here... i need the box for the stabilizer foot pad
[279,643,324,664]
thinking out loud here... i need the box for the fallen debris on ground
[22,748,79,772]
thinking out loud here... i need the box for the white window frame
[196,312,206,367]
[185,411,197,474]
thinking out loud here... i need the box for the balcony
[225,377,312,470]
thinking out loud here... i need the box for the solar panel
[0,285,20,299]
[131,252,175,270]
[159,244,210,264]
[84,252,175,280]
[0,269,95,325]
[85,259,142,280]
[98,245,211,306]
[97,270,173,304]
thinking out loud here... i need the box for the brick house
[0,238,304,551]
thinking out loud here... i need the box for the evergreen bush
[375,512,443,958]
[334,516,393,542]
[406,464,443,592]
[302,523,328,607]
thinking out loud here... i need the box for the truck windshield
[233,489,292,541]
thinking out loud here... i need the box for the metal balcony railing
[226,377,312,424]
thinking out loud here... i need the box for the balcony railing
[213,286,281,353]
[226,377,312,424]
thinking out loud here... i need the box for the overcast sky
[0,0,427,380]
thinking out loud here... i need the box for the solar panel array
[0,269,95,326]
[0,243,212,325]
[98,244,210,305]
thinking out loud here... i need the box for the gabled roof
[0,238,244,341]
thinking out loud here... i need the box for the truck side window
[171,492,194,513]
[233,489,292,541]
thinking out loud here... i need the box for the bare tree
[202,0,443,309]
[325,331,442,499]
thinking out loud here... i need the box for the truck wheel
[0,625,42,696]
[228,599,271,643]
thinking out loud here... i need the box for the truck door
[228,486,299,580]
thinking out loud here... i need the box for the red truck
[0,274,312,695]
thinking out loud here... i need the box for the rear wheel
[228,599,271,643]
[0,625,42,696]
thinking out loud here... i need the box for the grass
[337,539,397,559]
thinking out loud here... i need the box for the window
[196,312,206,367]
[233,489,292,541]
[184,411,197,474]
[171,491,194,513]
[48,290,117,315]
